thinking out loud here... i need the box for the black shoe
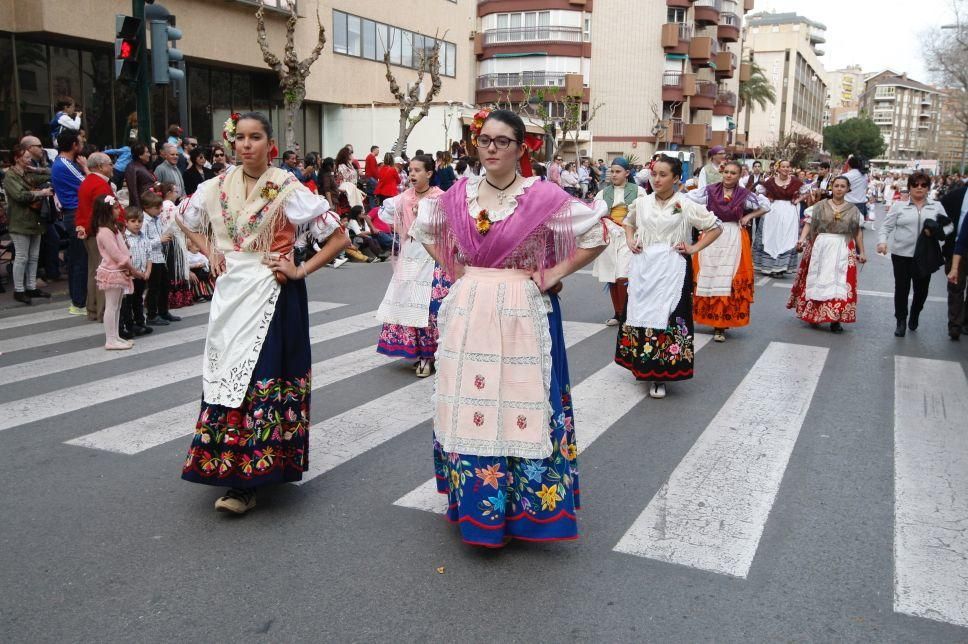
[895,322,906,337]
[13,291,31,305]
[133,325,153,335]
[119,328,134,340]
[160,313,181,322]
[830,322,844,334]
[146,316,169,326]
[908,314,919,331]
[950,333,961,341]
[26,289,51,299]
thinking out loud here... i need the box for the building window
[667,8,686,22]
[332,10,457,77]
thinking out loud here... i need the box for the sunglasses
[911,182,930,188]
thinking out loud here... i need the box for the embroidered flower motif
[473,411,484,426]
[474,374,486,390]
[536,483,563,511]
[475,464,505,489]
[226,410,243,427]
[516,414,528,430]
[476,209,491,236]
[261,181,280,202]
[672,202,683,215]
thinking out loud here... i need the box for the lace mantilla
[466,175,541,223]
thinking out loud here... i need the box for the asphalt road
[1,208,966,642]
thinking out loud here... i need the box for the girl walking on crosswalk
[176,112,348,515]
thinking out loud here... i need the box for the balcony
[689,36,718,66]
[667,0,691,7]
[714,51,737,79]
[739,61,752,82]
[718,12,740,42]
[691,81,718,110]
[482,26,583,46]
[684,123,712,146]
[744,0,755,10]
[662,22,694,54]
[669,117,684,143]
[662,70,686,102]
[694,0,722,26]
[477,72,570,89]
[710,130,731,147]
[714,89,737,116]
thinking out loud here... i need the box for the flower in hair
[103,195,117,206]
[470,109,491,148]
[222,112,242,152]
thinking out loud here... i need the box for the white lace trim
[465,175,541,223]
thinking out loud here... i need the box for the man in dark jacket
[941,181,968,340]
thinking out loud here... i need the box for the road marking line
[393,334,712,514]
[67,337,396,455]
[769,282,946,303]
[893,356,968,628]
[755,276,772,287]
[296,322,604,485]
[613,342,828,579]
[0,310,378,434]
[0,307,82,331]
[0,302,344,383]
[0,302,212,354]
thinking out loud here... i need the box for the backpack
[49,112,64,144]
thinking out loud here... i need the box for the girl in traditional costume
[685,160,769,342]
[788,176,867,333]
[591,157,647,326]
[376,154,448,378]
[616,155,722,399]
[413,110,608,547]
[177,112,348,514]
[753,160,803,276]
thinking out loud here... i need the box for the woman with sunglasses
[877,171,951,337]
[413,109,607,547]
[788,176,866,333]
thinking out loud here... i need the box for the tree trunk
[394,113,409,157]
[284,99,299,153]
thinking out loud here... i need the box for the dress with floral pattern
[376,265,451,359]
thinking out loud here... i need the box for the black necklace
[485,175,519,206]
[242,170,262,181]
[415,185,431,195]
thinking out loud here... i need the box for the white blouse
[625,192,722,247]
[411,176,608,250]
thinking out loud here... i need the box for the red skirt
[787,238,857,324]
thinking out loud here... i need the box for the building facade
[824,64,865,126]
[0,0,477,155]
[859,71,941,168]
[740,11,828,149]
[935,89,967,173]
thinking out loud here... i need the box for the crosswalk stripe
[613,341,828,579]
[393,334,712,514]
[0,302,212,354]
[0,306,80,331]
[769,281,946,303]
[0,301,344,383]
[295,321,604,486]
[2,310,380,434]
[66,339,395,455]
[893,356,968,628]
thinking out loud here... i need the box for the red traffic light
[119,39,136,59]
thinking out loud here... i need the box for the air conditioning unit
[469,31,477,40]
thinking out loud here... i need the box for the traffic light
[114,14,142,82]
[150,18,184,85]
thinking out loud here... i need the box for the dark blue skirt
[433,293,580,547]
[181,278,312,489]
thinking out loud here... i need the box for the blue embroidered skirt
[377,265,451,360]
[432,293,580,547]
[181,278,312,489]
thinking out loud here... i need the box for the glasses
[476,135,518,150]
[911,182,930,188]
[213,151,225,157]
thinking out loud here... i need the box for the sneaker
[68,305,87,316]
[160,313,182,322]
[649,383,667,399]
[13,292,31,305]
[146,317,170,326]
[26,289,51,299]
[605,317,619,326]
[713,330,726,342]
[214,489,256,515]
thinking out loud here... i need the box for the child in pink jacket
[93,195,145,350]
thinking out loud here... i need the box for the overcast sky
[755,0,956,82]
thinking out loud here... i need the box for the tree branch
[255,2,283,75]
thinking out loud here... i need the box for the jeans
[83,236,106,321]
[62,210,87,307]
[39,223,62,279]
[10,232,41,292]
[891,254,931,323]
[372,231,394,251]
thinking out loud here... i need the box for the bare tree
[255,0,326,152]
[384,33,445,156]
[924,0,968,170]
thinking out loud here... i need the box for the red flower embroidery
[226,410,243,427]
[516,415,528,430]
[474,375,486,390]
[473,412,484,426]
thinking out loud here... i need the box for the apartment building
[0,0,477,153]
[859,71,941,168]
[740,11,828,148]
[825,64,865,126]
[935,89,967,173]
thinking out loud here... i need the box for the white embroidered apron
[626,244,686,329]
[763,199,799,259]
[696,221,742,297]
[805,233,850,301]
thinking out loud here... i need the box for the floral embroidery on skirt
[377,265,451,359]
[787,238,858,324]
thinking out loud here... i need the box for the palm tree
[738,61,776,113]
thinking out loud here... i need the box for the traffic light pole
[133,0,152,146]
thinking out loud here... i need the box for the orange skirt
[692,228,754,328]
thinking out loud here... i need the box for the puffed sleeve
[179,178,213,232]
[412,196,440,245]
[746,192,771,213]
[305,210,340,241]
[285,184,331,225]
[684,198,722,231]
[625,196,646,229]
[378,194,402,225]
[685,186,710,205]
[572,198,609,249]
